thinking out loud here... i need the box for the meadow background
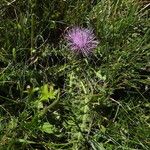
[0,0,150,149]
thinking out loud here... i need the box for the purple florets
[65,27,98,55]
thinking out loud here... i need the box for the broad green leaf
[41,122,55,134]
[40,84,58,101]
[90,140,106,150]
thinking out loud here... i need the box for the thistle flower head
[65,27,98,55]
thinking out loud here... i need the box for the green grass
[0,0,150,149]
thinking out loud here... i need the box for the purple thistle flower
[65,27,98,55]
